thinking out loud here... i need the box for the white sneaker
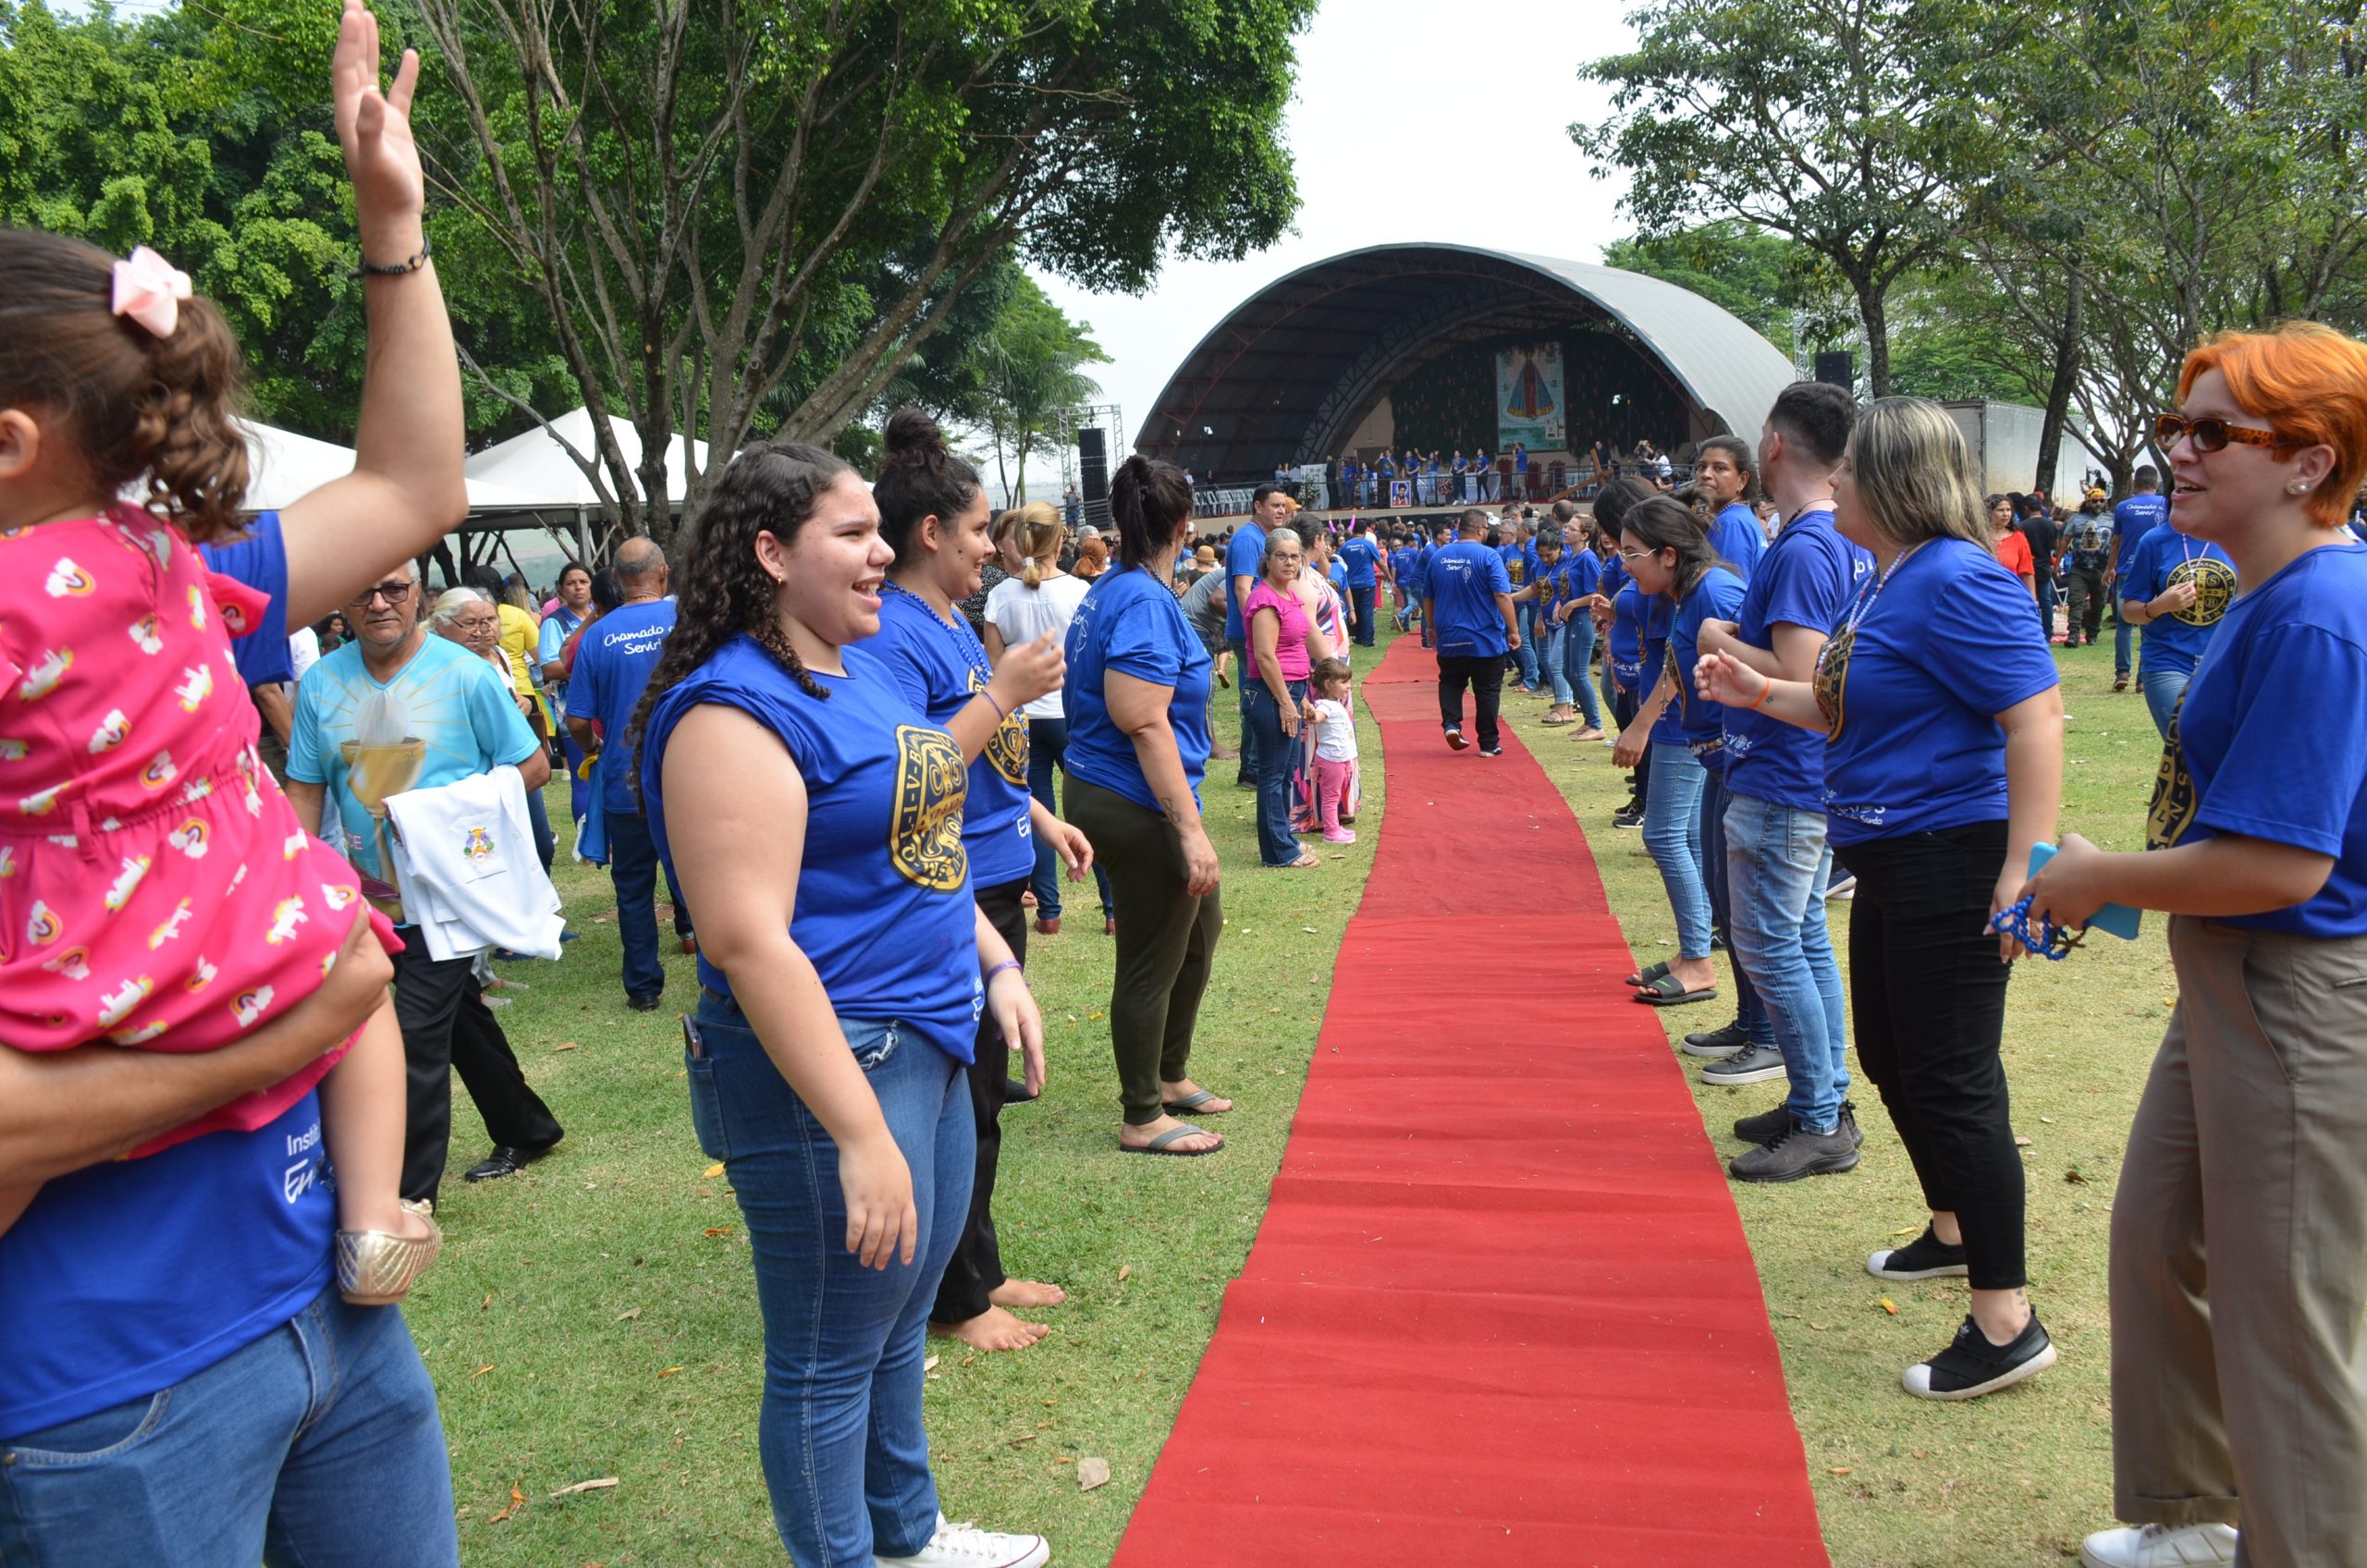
[2078,1523,2238,1568]
[877,1515,1050,1568]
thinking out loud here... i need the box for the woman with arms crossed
[1062,458,1232,1155]
[2025,325,2367,1568]
[1697,398,2064,1402]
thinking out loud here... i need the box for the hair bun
[882,406,948,461]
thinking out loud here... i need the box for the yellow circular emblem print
[889,725,969,891]
[1814,621,1856,739]
[969,669,1029,785]
[2167,556,2237,628]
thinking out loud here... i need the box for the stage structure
[1138,244,1797,491]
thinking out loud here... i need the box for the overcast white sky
[1032,0,1642,456]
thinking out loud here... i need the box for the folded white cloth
[385,765,564,962]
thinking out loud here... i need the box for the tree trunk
[2032,272,2084,497]
[1857,275,1892,399]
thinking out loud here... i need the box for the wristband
[357,236,433,277]
[978,688,1009,721]
[986,959,1025,987]
[1748,680,1774,711]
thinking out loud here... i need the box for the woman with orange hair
[2025,323,2367,1568]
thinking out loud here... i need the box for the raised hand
[331,0,426,251]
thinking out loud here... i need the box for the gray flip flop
[1122,1123,1223,1157]
[1161,1088,1232,1115]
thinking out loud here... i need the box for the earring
[2289,482,2312,495]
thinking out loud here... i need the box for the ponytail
[872,406,981,563]
[0,229,250,543]
[999,500,1063,588]
[1110,455,1191,570]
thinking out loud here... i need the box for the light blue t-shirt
[2151,542,2367,937]
[288,633,543,880]
[1427,540,1513,658]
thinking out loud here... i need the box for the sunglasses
[2153,413,2294,453]
[350,582,414,606]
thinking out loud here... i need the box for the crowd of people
[4,11,2366,1568]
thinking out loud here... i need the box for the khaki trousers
[2111,915,2367,1567]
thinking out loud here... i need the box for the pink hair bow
[111,246,193,338]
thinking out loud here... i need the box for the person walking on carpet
[1425,508,1520,755]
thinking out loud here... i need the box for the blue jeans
[686,999,973,1565]
[0,1288,457,1568]
[1642,741,1713,959]
[1227,638,1258,783]
[1024,716,1113,921]
[2140,663,2190,741]
[1700,766,1773,1048]
[606,806,691,1001]
[1244,680,1306,866]
[1563,618,1604,729]
[1350,584,1377,646]
[1512,604,1539,687]
[523,778,555,871]
[2115,610,2135,678]
[1537,618,1573,704]
[2036,572,2058,643]
[1724,791,1851,1130]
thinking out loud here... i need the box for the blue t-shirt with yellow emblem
[641,637,980,1059]
[865,582,1034,889]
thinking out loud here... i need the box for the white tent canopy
[461,405,710,508]
[238,419,540,514]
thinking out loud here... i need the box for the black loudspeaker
[1078,427,1109,503]
[1815,351,1855,389]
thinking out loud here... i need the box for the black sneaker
[1866,1224,1969,1280]
[1839,1099,1864,1147]
[1446,727,1471,751]
[1732,1101,1789,1143]
[1729,1118,1861,1182]
[1903,1313,2055,1400]
[1683,1023,1749,1059]
[1612,803,1645,829]
[1478,744,1503,757]
[1699,1042,1785,1084]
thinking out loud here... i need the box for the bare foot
[929,1305,1051,1353]
[1160,1078,1234,1114]
[1120,1114,1223,1154]
[990,1278,1067,1309]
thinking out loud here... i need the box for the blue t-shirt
[1709,503,1767,584]
[1816,537,2060,845]
[1563,546,1603,606]
[2124,526,2238,680]
[566,598,678,814]
[864,583,1034,889]
[1498,542,1529,590]
[1426,540,1512,658]
[2114,494,2170,576]
[1391,546,1421,594]
[1327,558,1349,596]
[1723,508,1868,812]
[2149,544,2367,937]
[1223,522,1267,642]
[1600,551,1631,603]
[196,509,292,688]
[0,1093,335,1439]
[1340,536,1381,588]
[641,637,980,1057]
[1062,564,1214,815]
[1652,567,1748,757]
[1610,581,1647,686]
[287,633,543,880]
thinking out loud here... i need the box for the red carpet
[1110,637,1830,1568]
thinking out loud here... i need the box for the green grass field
[411,621,2164,1566]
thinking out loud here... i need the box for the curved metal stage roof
[1136,243,1798,479]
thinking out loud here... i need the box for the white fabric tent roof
[461,406,711,508]
[239,420,540,513]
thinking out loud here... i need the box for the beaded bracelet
[358,237,433,277]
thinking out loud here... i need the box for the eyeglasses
[2153,413,2294,453]
[1616,545,1659,561]
[351,582,413,606]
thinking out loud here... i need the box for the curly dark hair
[624,441,855,791]
[0,228,251,543]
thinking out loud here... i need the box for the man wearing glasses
[285,562,566,1204]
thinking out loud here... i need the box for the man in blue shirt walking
[1338,518,1386,647]
[1226,485,1292,785]
[1425,509,1521,754]
[567,538,693,1010]
[2110,465,2170,691]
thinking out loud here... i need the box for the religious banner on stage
[1495,342,1567,451]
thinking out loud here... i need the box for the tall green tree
[1600,220,1855,355]
[349,0,1316,546]
[1575,0,1984,395]
[970,275,1105,504]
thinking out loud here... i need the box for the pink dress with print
[0,506,391,1157]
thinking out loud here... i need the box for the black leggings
[1839,820,2026,1291]
[932,875,1028,1323]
